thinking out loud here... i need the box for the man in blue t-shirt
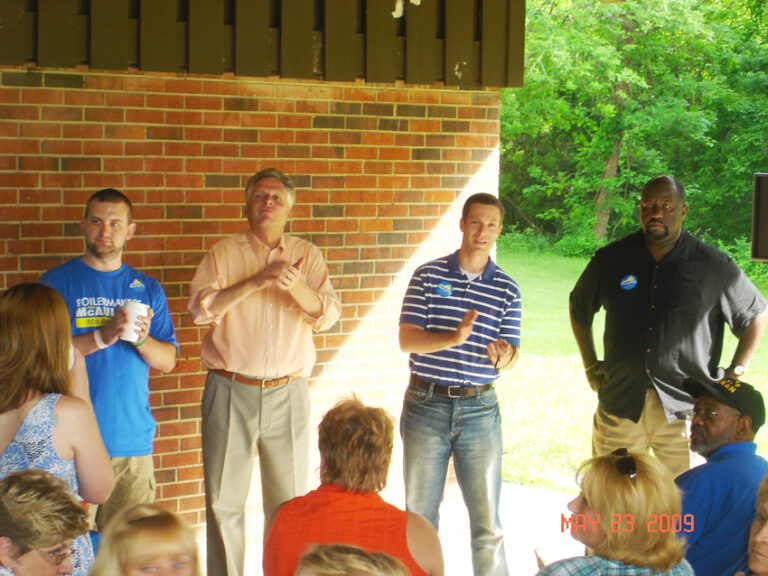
[675,376,768,576]
[41,188,177,530]
[399,193,521,576]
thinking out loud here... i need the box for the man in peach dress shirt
[188,168,341,576]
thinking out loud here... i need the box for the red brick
[203,111,239,127]
[184,95,222,110]
[63,124,102,139]
[259,130,294,144]
[0,157,15,170]
[165,142,203,157]
[84,174,124,189]
[44,238,82,253]
[0,139,38,154]
[19,156,58,171]
[185,127,222,141]
[105,92,144,107]
[0,89,20,103]
[147,94,184,109]
[19,123,60,138]
[346,147,376,160]
[126,174,164,188]
[146,158,184,173]
[41,140,81,155]
[111,146,149,161]
[167,174,204,189]
[85,107,124,122]
[41,107,83,121]
[126,109,164,124]
[346,206,376,218]
[165,79,202,94]
[83,141,123,156]
[104,124,145,140]
[0,105,39,120]
[21,90,63,105]
[0,173,38,187]
[296,131,328,144]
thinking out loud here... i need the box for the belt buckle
[447,385,462,398]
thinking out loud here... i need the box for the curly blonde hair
[319,396,394,493]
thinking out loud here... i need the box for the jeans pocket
[405,385,431,403]
[476,387,499,408]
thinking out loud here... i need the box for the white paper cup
[120,301,149,343]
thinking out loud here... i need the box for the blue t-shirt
[42,258,177,457]
[675,442,768,576]
[399,251,521,386]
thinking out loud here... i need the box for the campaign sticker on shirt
[620,274,638,291]
[129,278,146,293]
[436,282,453,297]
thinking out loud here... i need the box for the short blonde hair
[318,396,394,493]
[578,451,686,571]
[295,544,410,576]
[90,504,200,576]
[0,469,87,553]
[0,283,72,412]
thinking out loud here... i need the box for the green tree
[500,0,768,255]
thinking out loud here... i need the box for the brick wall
[0,67,501,528]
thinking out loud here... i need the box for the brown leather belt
[409,374,491,398]
[211,369,291,388]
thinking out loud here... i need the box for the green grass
[495,241,768,492]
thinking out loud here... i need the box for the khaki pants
[89,455,156,530]
[592,388,694,477]
[202,370,309,576]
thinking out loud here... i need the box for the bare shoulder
[406,511,444,576]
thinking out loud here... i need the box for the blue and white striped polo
[400,251,521,386]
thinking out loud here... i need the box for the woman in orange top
[263,396,443,576]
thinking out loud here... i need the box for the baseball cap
[683,376,766,432]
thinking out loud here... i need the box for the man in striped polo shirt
[399,192,521,576]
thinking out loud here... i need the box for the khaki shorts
[89,454,156,531]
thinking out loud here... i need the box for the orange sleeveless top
[263,483,428,576]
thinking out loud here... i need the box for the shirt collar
[446,250,498,281]
[708,441,757,462]
[246,229,285,254]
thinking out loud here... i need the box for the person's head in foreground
[0,282,73,411]
[0,469,87,576]
[294,544,410,576]
[683,376,765,459]
[319,395,394,493]
[746,474,768,575]
[90,503,200,576]
[561,449,689,573]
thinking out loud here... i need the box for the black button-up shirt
[570,229,766,422]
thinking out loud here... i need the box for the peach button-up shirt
[188,231,341,378]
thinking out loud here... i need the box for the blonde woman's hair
[295,544,410,576]
[318,396,394,493]
[90,504,200,576]
[0,469,87,553]
[0,283,72,412]
[579,450,686,571]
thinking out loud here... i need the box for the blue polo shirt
[399,251,521,386]
[675,442,768,576]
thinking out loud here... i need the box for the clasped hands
[254,257,305,292]
[455,309,518,371]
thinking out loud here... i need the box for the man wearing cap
[570,175,768,476]
[675,376,768,576]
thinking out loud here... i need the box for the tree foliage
[500,0,768,256]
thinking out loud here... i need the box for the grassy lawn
[495,242,768,493]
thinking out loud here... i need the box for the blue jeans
[401,382,508,576]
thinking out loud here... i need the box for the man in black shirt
[570,175,768,476]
